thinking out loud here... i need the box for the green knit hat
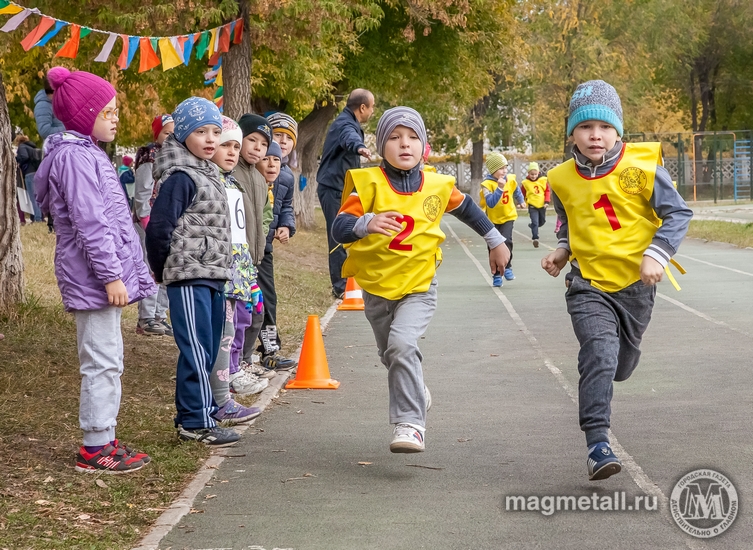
[528,162,539,172]
[485,152,508,175]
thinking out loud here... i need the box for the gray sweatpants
[363,279,437,428]
[209,299,235,408]
[75,307,124,446]
[565,270,656,447]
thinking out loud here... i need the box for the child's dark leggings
[565,269,656,447]
[488,221,513,275]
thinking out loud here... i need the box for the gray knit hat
[567,80,623,137]
[376,106,427,158]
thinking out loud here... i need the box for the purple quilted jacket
[35,132,156,312]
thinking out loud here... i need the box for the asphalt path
[155,211,752,550]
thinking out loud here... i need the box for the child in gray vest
[146,97,238,447]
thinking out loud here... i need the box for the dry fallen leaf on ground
[358,462,373,466]
[43,476,54,484]
[95,479,108,488]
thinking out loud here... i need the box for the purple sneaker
[212,400,261,425]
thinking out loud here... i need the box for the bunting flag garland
[0,2,23,15]
[19,15,54,50]
[159,37,183,71]
[55,24,81,58]
[94,32,118,62]
[138,37,160,73]
[0,0,243,74]
[0,6,37,32]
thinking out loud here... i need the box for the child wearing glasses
[34,67,156,474]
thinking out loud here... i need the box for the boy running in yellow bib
[333,107,510,453]
[541,81,692,480]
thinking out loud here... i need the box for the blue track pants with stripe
[166,284,225,429]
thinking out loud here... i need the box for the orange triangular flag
[138,36,161,72]
[232,18,244,44]
[116,34,129,70]
[55,24,81,59]
[218,23,230,53]
[20,16,55,51]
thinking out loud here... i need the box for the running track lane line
[514,230,753,337]
[447,222,707,550]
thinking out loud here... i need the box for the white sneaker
[425,385,432,412]
[230,371,269,395]
[242,359,276,380]
[390,423,425,453]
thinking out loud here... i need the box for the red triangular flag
[208,50,221,66]
[55,24,81,59]
[20,16,56,52]
[218,23,231,53]
[232,18,244,44]
[116,34,129,70]
[138,36,161,72]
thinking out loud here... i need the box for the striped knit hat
[375,106,427,158]
[266,112,298,147]
[567,80,624,137]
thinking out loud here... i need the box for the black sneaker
[332,289,345,300]
[75,444,146,474]
[177,426,240,447]
[263,353,298,371]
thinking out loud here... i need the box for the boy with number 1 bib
[541,81,692,480]
[333,107,510,453]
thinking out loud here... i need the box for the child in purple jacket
[34,67,156,474]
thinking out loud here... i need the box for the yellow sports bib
[341,167,455,300]
[522,176,548,208]
[548,143,662,293]
[479,175,518,224]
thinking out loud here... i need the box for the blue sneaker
[504,268,515,281]
[492,274,503,287]
[587,442,622,480]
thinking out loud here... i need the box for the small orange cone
[285,315,340,390]
[337,277,364,311]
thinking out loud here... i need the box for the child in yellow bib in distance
[332,107,510,454]
[479,152,526,287]
[520,161,551,248]
[541,80,692,481]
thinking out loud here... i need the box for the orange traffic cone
[337,277,364,311]
[285,315,340,390]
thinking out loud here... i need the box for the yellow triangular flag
[216,66,223,87]
[0,5,24,15]
[207,27,218,58]
[158,37,183,71]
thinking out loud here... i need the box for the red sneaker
[112,439,151,464]
[75,444,145,474]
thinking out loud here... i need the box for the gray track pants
[363,279,437,428]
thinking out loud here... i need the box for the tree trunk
[0,71,25,312]
[223,0,252,120]
[470,139,484,203]
[292,102,338,230]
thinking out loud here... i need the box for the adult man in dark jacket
[316,89,374,298]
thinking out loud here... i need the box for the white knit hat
[219,116,243,145]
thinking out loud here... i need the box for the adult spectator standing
[316,89,374,298]
[34,75,65,140]
[34,74,65,233]
[15,134,44,222]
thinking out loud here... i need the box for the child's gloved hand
[249,283,264,314]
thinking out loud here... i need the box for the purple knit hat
[47,67,116,136]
